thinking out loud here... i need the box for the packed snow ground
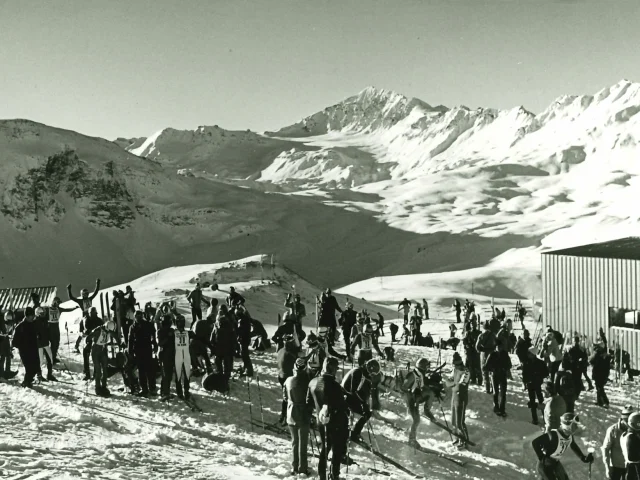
[2,256,639,479]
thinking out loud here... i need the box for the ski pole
[368,420,386,468]
[437,399,454,443]
[346,412,353,475]
[246,377,254,432]
[587,447,594,479]
[256,374,266,433]
[366,420,377,473]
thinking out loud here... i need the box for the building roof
[0,286,58,311]
[542,237,640,261]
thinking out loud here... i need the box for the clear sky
[1,0,639,140]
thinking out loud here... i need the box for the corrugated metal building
[0,286,58,311]
[542,237,640,366]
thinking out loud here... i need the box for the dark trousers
[492,374,507,413]
[466,350,482,385]
[215,354,234,384]
[455,311,461,323]
[527,383,544,422]
[240,341,253,376]
[92,345,108,390]
[19,348,39,385]
[346,393,371,437]
[137,351,156,393]
[389,325,398,343]
[562,395,575,414]
[83,340,92,377]
[582,369,593,389]
[595,378,609,406]
[609,467,626,480]
[160,354,174,397]
[318,421,349,480]
[122,357,139,393]
[289,424,310,473]
[537,458,568,480]
[342,328,352,357]
[481,353,492,392]
[48,323,60,362]
[376,325,384,336]
[191,306,202,324]
[278,375,290,420]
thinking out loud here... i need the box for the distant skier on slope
[398,298,412,324]
[186,282,211,324]
[531,412,594,479]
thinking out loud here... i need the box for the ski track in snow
[3,258,639,479]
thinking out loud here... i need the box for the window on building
[609,307,640,330]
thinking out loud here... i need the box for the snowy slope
[2,257,632,479]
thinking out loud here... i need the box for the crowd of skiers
[3,280,640,480]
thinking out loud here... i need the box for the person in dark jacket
[484,343,512,416]
[532,412,594,479]
[0,309,17,380]
[284,357,311,476]
[284,293,306,325]
[226,286,246,308]
[453,299,461,324]
[11,307,39,387]
[522,348,549,425]
[476,322,496,393]
[190,313,214,375]
[515,329,533,364]
[376,312,384,337]
[34,307,55,381]
[186,283,211,324]
[555,356,577,414]
[339,303,357,359]
[272,312,306,352]
[389,322,399,343]
[590,343,611,408]
[157,314,176,401]
[599,327,608,351]
[621,413,640,480]
[67,279,101,314]
[128,310,158,397]
[567,335,592,392]
[318,289,342,344]
[80,308,104,380]
[277,336,298,424]
[342,362,373,441]
[463,321,482,385]
[210,307,237,391]
[350,323,384,364]
[234,305,254,377]
[307,357,349,480]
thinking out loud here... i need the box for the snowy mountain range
[0,80,638,298]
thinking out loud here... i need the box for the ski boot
[160,394,171,402]
[408,437,420,448]
[149,389,158,397]
[37,374,48,383]
[4,371,18,380]
[137,390,150,398]
[47,373,58,382]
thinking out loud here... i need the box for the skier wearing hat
[522,348,549,425]
[475,321,496,392]
[186,282,211,324]
[463,319,482,385]
[444,352,471,448]
[67,279,101,314]
[210,305,238,391]
[283,357,311,476]
[402,357,437,446]
[602,405,634,480]
[157,314,175,400]
[34,307,55,382]
[277,335,299,424]
[226,286,246,308]
[350,323,384,364]
[128,309,158,397]
[484,341,512,417]
[542,381,567,433]
[272,312,306,352]
[339,303,357,360]
[621,412,640,479]
[532,412,594,479]
[305,328,345,379]
[342,360,374,442]
[589,342,611,408]
[47,296,79,364]
[173,314,193,400]
[11,307,39,387]
[285,293,306,325]
[86,319,117,396]
[318,289,342,345]
[307,357,349,480]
